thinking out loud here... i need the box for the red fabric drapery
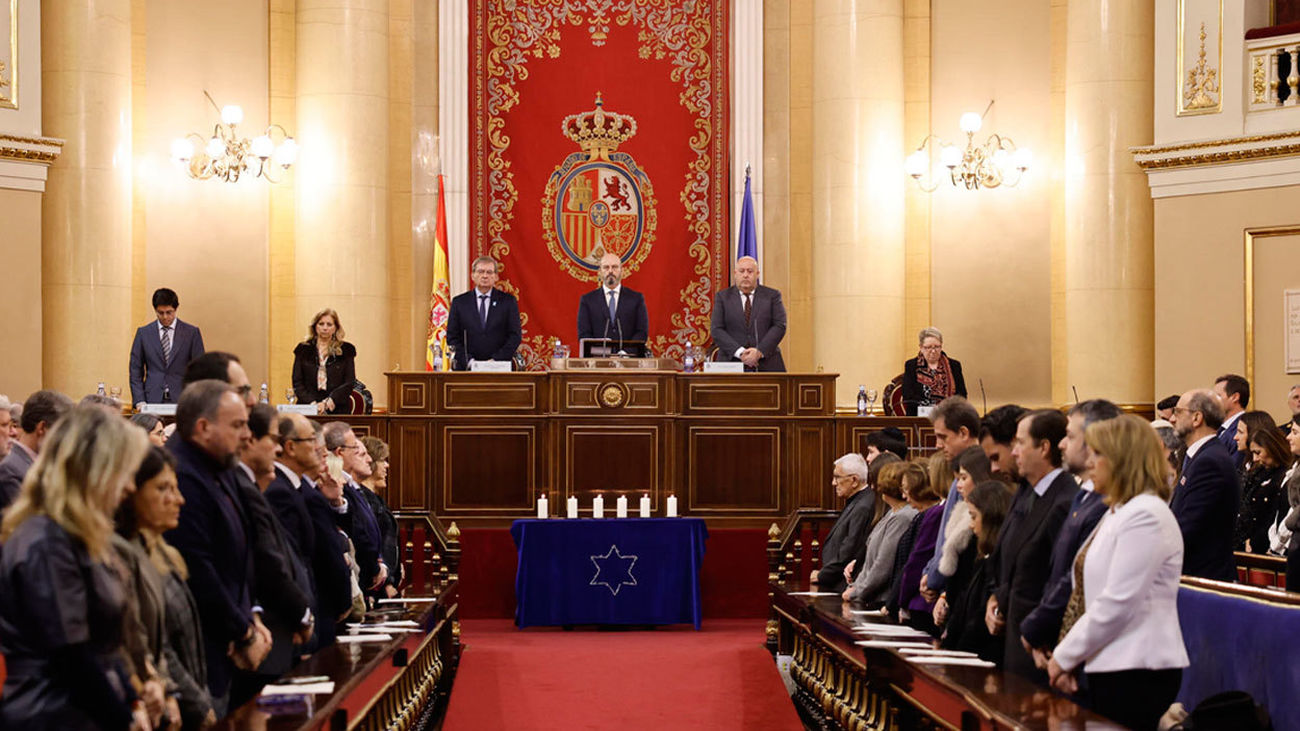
[471,0,730,368]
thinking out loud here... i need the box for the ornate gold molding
[1253,55,1268,105]
[0,145,57,163]
[1176,0,1223,116]
[1133,131,1300,170]
[1243,226,1300,398]
[0,133,64,147]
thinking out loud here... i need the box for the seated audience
[901,327,967,415]
[843,453,903,584]
[919,397,981,602]
[1273,424,1300,574]
[812,453,876,592]
[1169,389,1240,582]
[1020,399,1121,666]
[979,404,1027,481]
[1212,373,1249,470]
[937,480,1014,662]
[0,405,151,730]
[1234,421,1290,554]
[1049,415,1189,731]
[120,443,216,729]
[1155,394,1180,422]
[843,462,917,604]
[987,408,1073,681]
[0,394,12,459]
[130,412,169,447]
[933,447,993,593]
[323,422,387,599]
[0,389,74,511]
[888,461,944,632]
[292,308,357,415]
[1233,410,1281,475]
[865,427,908,462]
[360,436,403,598]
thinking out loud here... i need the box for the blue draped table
[511,517,708,629]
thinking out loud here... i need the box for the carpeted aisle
[442,619,802,730]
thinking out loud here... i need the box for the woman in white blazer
[1047,415,1189,731]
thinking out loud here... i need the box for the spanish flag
[425,168,451,371]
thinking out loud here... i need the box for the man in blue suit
[1212,373,1249,470]
[129,287,205,409]
[446,256,522,370]
[323,421,385,594]
[577,252,649,346]
[1020,399,1122,668]
[1170,388,1241,582]
[166,380,270,715]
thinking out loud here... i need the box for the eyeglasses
[285,436,315,443]
[831,473,852,482]
[235,384,253,396]
[1172,406,1197,416]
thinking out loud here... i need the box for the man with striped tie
[130,287,206,410]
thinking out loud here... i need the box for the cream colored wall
[139,0,271,385]
[927,0,1055,408]
[1154,185,1300,422]
[0,188,43,398]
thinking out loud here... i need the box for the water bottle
[432,343,443,372]
[96,382,107,397]
[258,383,269,404]
[857,385,867,416]
[683,345,695,373]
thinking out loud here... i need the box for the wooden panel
[685,426,780,513]
[561,424,663,506]
[389,420,430,512]
[684,380,783,413]
[442,378,541,412]
[792,424,832,509]
[398,380,430,414]
[441,425,539,513]
[552,373,671,414]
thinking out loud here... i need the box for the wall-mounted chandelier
[170,92,297,183]
[905,101,1030,192]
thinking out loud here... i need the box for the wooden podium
[380,370,839,527]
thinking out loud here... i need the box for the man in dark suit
[986,409,1075,682]
[0,390,73,510]
[810,453,876,593]
[1170,388,1240,582]
[267,413,353,646]
[130,287,205,409]
[166,380,270,715]
[577,252,649,345]
[1019,399,1121,666]
[446,256,522,370]
[1212,373,1249,470]
[710,256,787,371]
[323,421,386,593]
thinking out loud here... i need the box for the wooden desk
[770,584,1120,730]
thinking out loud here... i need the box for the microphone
[748,299,760,372]
[163,384,171,403]
[616,316,626,357]
[979,379,987,416]
[1071,385,1079,403]
[601,299,612,357]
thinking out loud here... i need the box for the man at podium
[710,256,786,371]
[577,252,649,345]
[447,256,522,370]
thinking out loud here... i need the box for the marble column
[812,0,906,405]
[296,0,390,399]
[1063,0,1154,405]
[41,0,133,396]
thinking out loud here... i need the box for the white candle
[667,494,678,517]
[537,494,548,520]
[639,494,651,518]
[567,495,578,519]
[593,494,604,519]
[616,495,628,518]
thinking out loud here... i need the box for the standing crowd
[815,375,1300,730]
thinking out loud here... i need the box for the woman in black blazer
[901,327,967,415]
[292,308,358,414]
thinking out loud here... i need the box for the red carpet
[442,619,802,730]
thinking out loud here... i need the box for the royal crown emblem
[542,94,657,282]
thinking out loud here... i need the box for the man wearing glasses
[810,453,876,593]
[1168,389,1240,582]
[446,255,523,370]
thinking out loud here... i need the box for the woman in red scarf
[901,327,967,416]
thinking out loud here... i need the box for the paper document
[376,597,437,604]
[898,648,979,658]
[787,591,839,597]
[337,633,393,643]
[854,640,933,649]
[261,681,335,696]
[908,656,995,668]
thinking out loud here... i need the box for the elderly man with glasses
[810,453,877,593]
[1168,389,1240,582]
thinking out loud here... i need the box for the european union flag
[736,165,757,262]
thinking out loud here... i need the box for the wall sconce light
[171,92,297,183]
[905,101,1030,192]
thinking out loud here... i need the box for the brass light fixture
[171,92,297,183]
[905,101,1030,192]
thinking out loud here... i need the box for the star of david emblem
[589,544,638,596]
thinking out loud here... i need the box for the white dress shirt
[1052,492,1190,674]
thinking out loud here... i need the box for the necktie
[607,290,617,328]
[161,326,173,365]
[479,294,489,327]
[743,293,752,330]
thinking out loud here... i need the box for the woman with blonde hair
[0,405,152,730]
[291,307,357,414]
[1048,415,1188,730]
[359,436,402,598]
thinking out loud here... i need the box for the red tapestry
[470,0,729,369]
